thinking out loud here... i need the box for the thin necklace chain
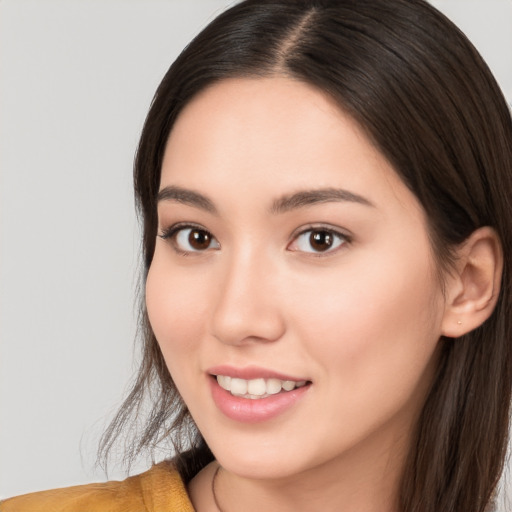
[212,465,226,512]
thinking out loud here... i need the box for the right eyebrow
[157,185,218,214]
[270,187,375,214]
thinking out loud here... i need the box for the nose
[210,248,286,346]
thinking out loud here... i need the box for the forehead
[160,77,421,218]
[164,77,368,167]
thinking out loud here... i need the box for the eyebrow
[270,188,374,214]
[156,185,374,215]
[157,185,217,214]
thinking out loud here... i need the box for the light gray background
[1,0,511,502]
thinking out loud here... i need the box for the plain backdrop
[1,0,511,502]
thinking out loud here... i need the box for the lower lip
[210,377,310,423]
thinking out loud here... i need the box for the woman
[2,0,511,511]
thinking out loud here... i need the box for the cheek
[145,254,211,371]
[290,248,443,400]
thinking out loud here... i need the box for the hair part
[99,1,512,510]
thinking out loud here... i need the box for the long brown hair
[99,1,512,510]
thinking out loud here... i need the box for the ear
[441,227,503,338]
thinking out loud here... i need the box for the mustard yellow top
[0,461,195,512]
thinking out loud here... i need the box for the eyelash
[158,223,219,255]
[158,223,351,256]
[288,225,351,257]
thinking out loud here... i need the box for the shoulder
[0,461,195,512]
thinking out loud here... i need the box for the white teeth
[247,378,266,395]
[216,375,308,398]
[282,380,295,391]
[217,375,231,389]
[266,378,282,395]
[230,378,248,395]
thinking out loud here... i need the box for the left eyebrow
[270,188,375,214]
[157,185,217,214]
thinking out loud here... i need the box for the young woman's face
[146,77,448,480]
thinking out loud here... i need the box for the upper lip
[207,364,309,382]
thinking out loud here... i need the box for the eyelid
[287,224,352,256]
[158,222,350,256]
[158,221,198,240]
[158,222,220,254]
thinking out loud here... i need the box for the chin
[203,429,327,481]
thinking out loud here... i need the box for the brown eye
[189,229,212,250]
[288,228,347,254]
[309,231,334,252]
[170,226,220,253]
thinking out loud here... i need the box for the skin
[146,77,453,512]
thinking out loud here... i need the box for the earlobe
[441,227,503,338]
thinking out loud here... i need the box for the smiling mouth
[215,375,309,399]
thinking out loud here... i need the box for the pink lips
[207,365,307,382]
[208,365,311,423]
